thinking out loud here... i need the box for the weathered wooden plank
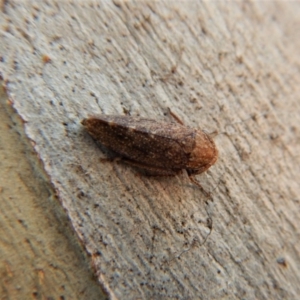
[1,1,300,299]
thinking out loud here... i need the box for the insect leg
[188,175,211,199]
[167,108,185,125]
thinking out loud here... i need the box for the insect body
[81,115,218,188]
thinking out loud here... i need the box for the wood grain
[1,1,300,299]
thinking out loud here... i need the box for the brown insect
[81,114,218,190]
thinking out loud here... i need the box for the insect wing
[82,115,196,170]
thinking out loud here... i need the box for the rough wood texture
[0,87,107,299]
[1,1,300,299]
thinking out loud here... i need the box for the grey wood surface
[1,1,300,299]
[0,84,107,300]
